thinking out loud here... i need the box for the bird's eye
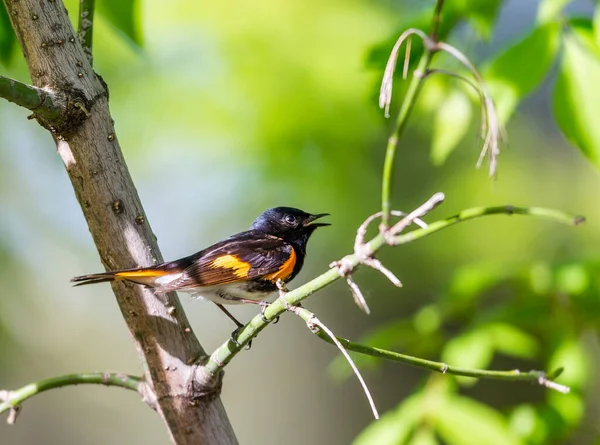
[283,214,297,225]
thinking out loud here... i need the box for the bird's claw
[259,302,280,324]
[230,327,252,350]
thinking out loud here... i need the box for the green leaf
[0,2,15,66]
[553,22,600,168]
[457,0,503,40]
[411,428,440,445]
[485,323,539,360]
[484,22,561,123]
[435,396,522,445]
[595,5,600,49]
[537,0,571,24]
[97,0,142,46]
[431,89,472,166]
[547,337,589,389]
[441,329,493,385]
[555,263,590,295]
[353,393,424,445]
[508,404,544,441]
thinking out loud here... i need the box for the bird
[71,207,329,328]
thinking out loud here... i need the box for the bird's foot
[259,301,280,324]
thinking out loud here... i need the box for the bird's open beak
[305,213,330,227]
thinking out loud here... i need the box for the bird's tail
[71,271,121,286]
[71,268,167,287]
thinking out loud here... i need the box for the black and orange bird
[71,207,329,327]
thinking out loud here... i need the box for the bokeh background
[1,0,599,444]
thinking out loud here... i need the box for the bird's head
[252,207,330,245]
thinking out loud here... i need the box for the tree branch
[0,373,143,424]
[78,0,95,65]
[203,203,582,377]
[0,75,63,120]
[2,1,237,443]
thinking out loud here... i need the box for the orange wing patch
[209,254,251,278]
[264,248,296,282]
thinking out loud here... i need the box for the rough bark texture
[3,1,238,443]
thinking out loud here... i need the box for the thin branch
[0,75,62,120]
[78,0,95,65]
[314,332,570,393]
[0,373,143,424]
[430,0,446,41]
[203,203,583,377]
[380,40,434,227]
[289,306,379,419]
[393,205,584,246]
[386,192,445,241]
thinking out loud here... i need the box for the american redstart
[72,207,329,328]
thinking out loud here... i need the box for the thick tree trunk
[2,1,238,443]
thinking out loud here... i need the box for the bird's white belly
[179,282,274,305]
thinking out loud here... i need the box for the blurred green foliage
[0,0,599,444]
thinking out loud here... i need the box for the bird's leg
[225,297,280,324]
[215,303,252,350]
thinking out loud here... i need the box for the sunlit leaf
[435,395,522,445]
[447,262,514,304]
[97,0,142,46]
[353,393,423,445]
[485,323,539,359]
[484,22,560,123]
[547,337,589,389]
[411,427,440,445]
[548,391,584,427]
[508,404,549,443]
[537,0,571,24]
[457,0,503,40]
[431,89,472,166]
[441,329,493,385]
[0,2,15,66]
[553,21,600,168]
[556,263,590,295]
[595,5,600,49]
[413,305,442,335]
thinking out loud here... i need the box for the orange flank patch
[265,248,296,282]
[115,269,170,279]
[210,254,251,278]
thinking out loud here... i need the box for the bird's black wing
[159,231,296,292]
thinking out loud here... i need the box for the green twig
[313,330,569,393]
[430,0,445,41]
[381,52,432,227]
[0,75,62,120]
[0,372,142,424]
[380,0,447,227]
[78,0,95,65]
[203,204,582,377]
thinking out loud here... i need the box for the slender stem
[430,0,446,41]
[313,332,569,392]
[203,205,582,376]
[0,373,142,418]
[290,306,379,419]
[78,0,95,64]
[381,0,448,227]
[381,52,433,227]
[0,75,62,120]
[393,205,584,245]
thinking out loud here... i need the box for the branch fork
[331,193,444,314]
